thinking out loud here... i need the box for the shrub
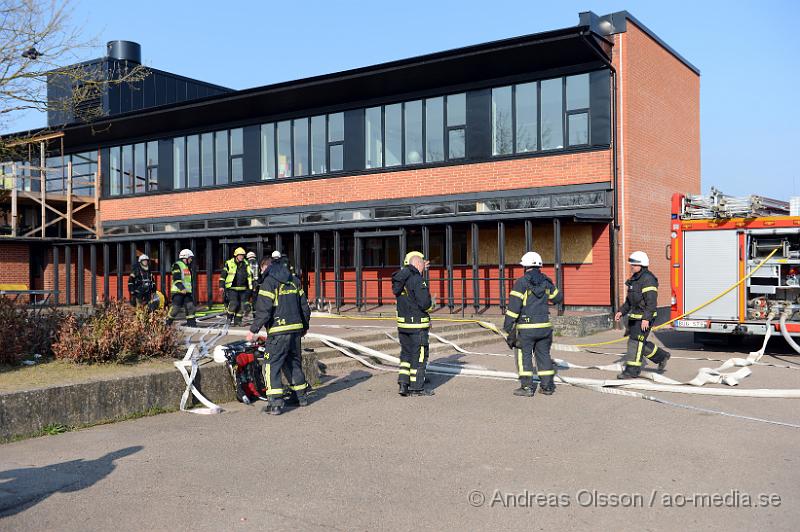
[0,298,64,365]
[52,302,180,363]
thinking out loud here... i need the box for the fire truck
[669,188,800,344]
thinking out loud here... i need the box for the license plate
[675,320,707,328]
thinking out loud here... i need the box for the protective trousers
[168,293,196,322]
[225,289,249,323]
[397,329,429,391]
[262,332,308,406]
[623,319,667,375]
[516,328,555,389]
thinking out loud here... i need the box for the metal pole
[275,234,282,255]
[53,246,60,305]
[333,231,341,310]
[206,237,213,307]
[159,240,167,295]
[75,245,86,305]
[554,218,564,316]
[313,232,321,306]
[294,232,301,276]
[103,244,110,303]
[190,238,197,297]
[399,227,406,266]
[525,219,533,251]
[445,224,454,312]
[256,239,263,262]
[355,235,363,311]
[498,221,505,311]
[90,244,97,306]
[116,242,123,300]
[64,245,72,306]
[422,225,430,282]
[471,223,479,313]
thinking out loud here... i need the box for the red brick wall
[100,151,612,222]
[615,22,701,306]
[0,243,30,289]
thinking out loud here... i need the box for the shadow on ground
[0,446,143,518]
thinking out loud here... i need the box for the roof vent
[106,40,141,63]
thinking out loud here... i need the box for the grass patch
[1,406,175,444]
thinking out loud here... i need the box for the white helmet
[271,250,282,260]
[246,251,257,260]
[212,345,228,364]
[179,249,194,260]
[520,251,543,268]
[628,251,650,267]
[138,254,149,263]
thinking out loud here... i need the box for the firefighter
[615,251,671,379]
[503,251,564,397]
[220,247,253,326]
[245,251,259,317]
[392,251,435,397]
[246,256,311,415]
[128,254,157,309]
[167,249,197,327]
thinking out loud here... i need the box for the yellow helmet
[233,247,246,257]
[403,251,424,266]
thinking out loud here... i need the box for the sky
[6,0,799,199]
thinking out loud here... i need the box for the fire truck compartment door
[683,229,740,320]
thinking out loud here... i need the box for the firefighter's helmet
[179,249,194,260]
[628,251,650,267]
[520,251,543,268]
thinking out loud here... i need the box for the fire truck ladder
[681,187,790,220]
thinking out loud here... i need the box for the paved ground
[1,325,799,531]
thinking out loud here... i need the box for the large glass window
[109,146,121,196]
[568,113,589,146]
[173,137,184,189]
[277,121,292,177]
[261,123,275,180]
[515,82,538,153]
[404,100,422,165]
[540,78,564,150]
[201,133,214,186]
[566,74,590,147]
[328,112,344,172]
[566,74,590,110]
[122,144,133,194]
[186,135,200,188]
[230,128,243,182]
[365,107,382,169]
[425,97,444,163]
[310,115,326,175]
[385,103,402,167]
[447,93,466,159]
[293,118,309,177]
[134,142,146,193]
[491,86,513,155]
[146,141,158,191]
[215,131,229,184]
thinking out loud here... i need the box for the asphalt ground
[2,324,799,531]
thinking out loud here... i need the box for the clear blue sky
[8,0,800,199]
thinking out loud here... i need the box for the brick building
[0,10,700,313]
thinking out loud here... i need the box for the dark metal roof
[56,24,610,150]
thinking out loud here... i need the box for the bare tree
[0,0,148,149]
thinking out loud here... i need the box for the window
[311,115,326,175]
[385,103,402,167]
[446,93,466,159]
[230,128,243,182]
[365,107,382,169]
[515,82,538,153]
[261,123,275,180]
[134,143,146,193]
[109,146,121,196]
[186,135,200,188]
[122,144,133,194]
[277,121,292,177]
[404,100,422,164]
[491,86,513,155]
[201,133,214,186]
[540,78,564,150]
[293,118,309,177]
[146,141,158,191]
[566,74,590,147]
[173,137,185,189]
[328,112,344,172]
[215,131,229,184]
[425,97,444,163]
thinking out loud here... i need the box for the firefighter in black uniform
[128,254,157,309]
[503,251,564,397]
[247,258,311,415]
[392,251,435,397]
[221,247,253,326]
[615,251,671,379]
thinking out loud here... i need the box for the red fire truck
[669,188,800,343]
